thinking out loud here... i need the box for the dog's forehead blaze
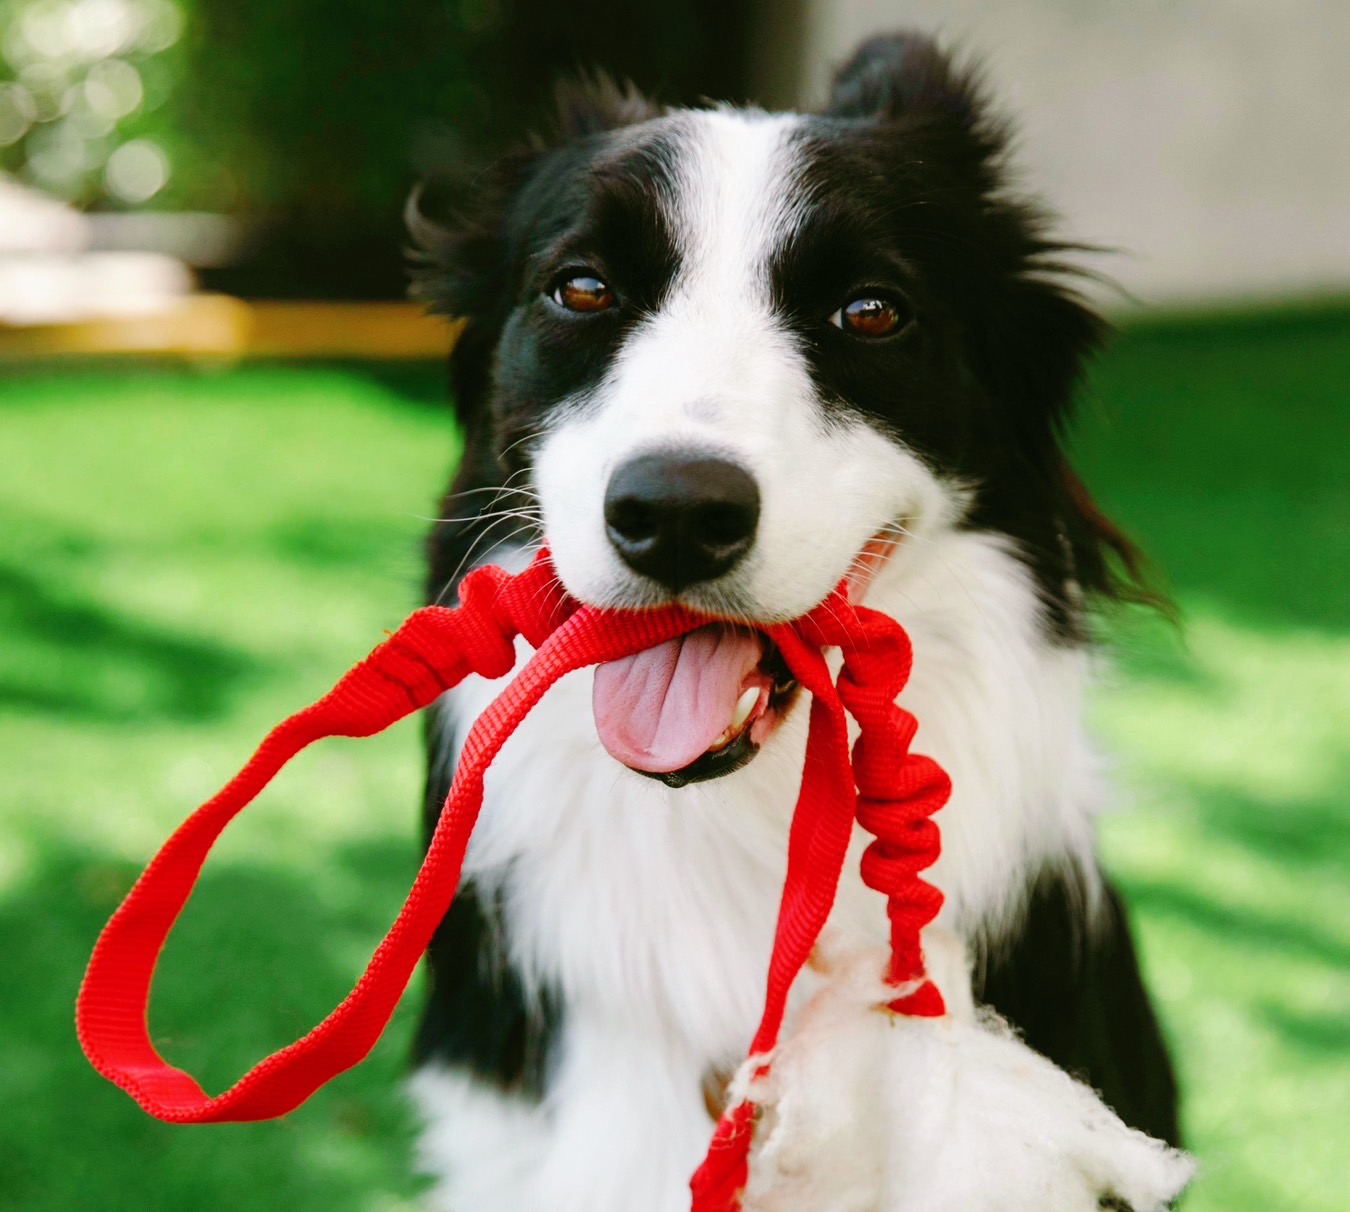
[573,113,821,417]
[530,109,809,303]
[660,109,810,302]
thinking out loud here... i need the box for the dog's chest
[436,531,1102,1064]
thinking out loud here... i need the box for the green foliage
[1,308,1347,1209]
[0,1,752,222]
[0,0,189,206]
[0,0,481,213]
[0,2,754,294]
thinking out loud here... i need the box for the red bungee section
[75,553,948,1211]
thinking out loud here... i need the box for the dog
[406,32,1181,1212]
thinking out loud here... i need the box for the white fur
[410,1069,549,1211]
[411,1029,714,1212]
[414,109,1144,1211]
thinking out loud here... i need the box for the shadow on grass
[0,835,427,1212]
[1186,780,1350,873]
[1256,1001,1350,1057]
[0,562,256,724]
[1121,763,1349,983]
[263,514,426,576]
[1126,877,1350,972]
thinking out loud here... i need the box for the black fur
[976,872,1183,1147]
[412,734,559,1092]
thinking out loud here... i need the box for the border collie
[406,32,1180,1211]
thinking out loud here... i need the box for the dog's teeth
[731,687,759,732]
[708,690,762,754]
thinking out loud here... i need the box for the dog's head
[415,34,1143,785]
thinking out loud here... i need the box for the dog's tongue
[593,626,763,773]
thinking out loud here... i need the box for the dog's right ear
[405,182,504,324]
[822,32,981,128]
[406,175,520,433]
[550,71,663,140]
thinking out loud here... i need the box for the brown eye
[832,295,912,338]
[551,273,615,313]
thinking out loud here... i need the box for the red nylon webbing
[76,553,947,1210]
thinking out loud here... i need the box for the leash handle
[74,558,565,1121]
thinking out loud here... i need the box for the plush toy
[78,553,1193,1211]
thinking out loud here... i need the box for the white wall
[760,0,1350,309]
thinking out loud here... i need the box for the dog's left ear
[824,36,1154,620]
[822,32,982,127]
[824,37,1100,429]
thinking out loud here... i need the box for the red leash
[76,552,947,1210]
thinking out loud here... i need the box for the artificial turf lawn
[1,306,1346,1211]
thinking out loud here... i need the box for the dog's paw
[736,951,1195,1212]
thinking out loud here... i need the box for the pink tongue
[593,626,764,773]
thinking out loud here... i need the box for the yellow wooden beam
[0,297,463,361]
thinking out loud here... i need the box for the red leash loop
[75,557,569,1121]
[77,557,949,1211]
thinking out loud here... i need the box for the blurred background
[1,2,1346,1210]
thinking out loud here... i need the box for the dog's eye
[830,294,913,338]
[550,273,615,314]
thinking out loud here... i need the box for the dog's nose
[604,453,760,592]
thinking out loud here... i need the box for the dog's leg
[412,1016,715,1212]
[410,1063,550,1212]
[527,1017,730,1212]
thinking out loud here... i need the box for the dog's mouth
[592,626,802,788]
[589,530,903,788]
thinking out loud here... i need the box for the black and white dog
[408,33,1180,1211]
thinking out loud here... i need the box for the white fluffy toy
[735,938,1196,1212]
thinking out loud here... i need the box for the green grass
[1,311,1346,1210]
[0,363,453,1211]
[1074,307,1350,1210]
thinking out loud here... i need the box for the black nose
[604,453,760,592]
